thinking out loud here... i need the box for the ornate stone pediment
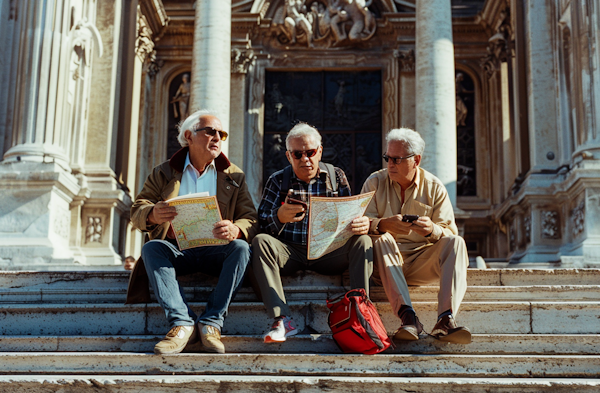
[269,0,377,48]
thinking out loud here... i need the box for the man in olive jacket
[127,110,258,355]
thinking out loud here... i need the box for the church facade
[0,0,598,269]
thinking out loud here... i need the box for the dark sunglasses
[289,149,318,160]
[194,126,228,141]
[382,153,415,165]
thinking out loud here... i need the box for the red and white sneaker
[264,316,298,343]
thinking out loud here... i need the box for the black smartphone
[287,197,308,217]
[402,214,419,223]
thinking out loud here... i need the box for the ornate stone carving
[53,212,70,240]
[231,48,255,74]
[541,210,560,239]
[393,48,415,72]
[144,51,164,78]
[69,18,103,81]
[572,200,585,238]
[136,13,155,62]
[523,213,531,244]
[85,217,103,244]
[272,0,376,48]
[480,8,512,78]
[170,73,191,119]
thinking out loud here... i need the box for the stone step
[1,334,599,355]
[1,376,599,393]
[3,284,600,304]
[1,301,599,335]
[0,352,598,377]
[1,268,599,292]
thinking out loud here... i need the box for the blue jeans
[141,239,251,330]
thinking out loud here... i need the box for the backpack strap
[279,165,294,202]
[319,162,338,196]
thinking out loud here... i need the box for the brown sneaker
[393,309,424,341]
[430,315,472,344]
[154,325,195,354]
[199,323,225,354]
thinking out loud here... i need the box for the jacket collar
[169,147,231,174]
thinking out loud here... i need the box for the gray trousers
[252,233,374,319]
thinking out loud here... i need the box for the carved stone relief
[85,216,103,244]
[53,211,70,240]
[523,212,531,244]
[393,48,414,72]
[271,0,377,48]
[231,48,255,74]
[541,210,560,239]
[480,8,512,79]
[571,200,585,238]
[136,13,155,62]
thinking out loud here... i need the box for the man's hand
[147,201,177,225]
[213,220,241,241]
[377,214,413,235]
[410,215,434,237]
[276,201,306,224]
[350,216,370,235]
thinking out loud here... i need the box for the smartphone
[287,197,308,209]
[402,214,419,223]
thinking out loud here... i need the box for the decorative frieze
[85,216,103,244]
[136,12,155,62]
[271,0,377,48]
[541,210,560,239]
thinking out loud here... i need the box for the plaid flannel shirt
[258,165,351,245]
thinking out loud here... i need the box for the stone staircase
[0,268,599,392]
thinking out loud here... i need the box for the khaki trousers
[371,233,468,317]
[253,233,373,319]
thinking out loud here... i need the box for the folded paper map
[307,191,375,260]
[167,193,229,250]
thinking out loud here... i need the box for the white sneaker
[264,316,298,343]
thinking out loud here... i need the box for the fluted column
[3,0,70,169]
[415,0,457,206]
[190,0,231,155]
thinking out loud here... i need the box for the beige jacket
[361,167,457,251]
[126,147,258,304]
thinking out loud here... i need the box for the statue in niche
[455,73,471,126]
[171,73,191,119]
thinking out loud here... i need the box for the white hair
[285,123,322,150]
[177,109,222,147]
[385,128,425,156]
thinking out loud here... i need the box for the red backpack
[326,288,393,354]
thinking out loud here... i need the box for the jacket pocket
[405,200,432,218]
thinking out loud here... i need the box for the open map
[167,195,229,250]
[307,191,375,260]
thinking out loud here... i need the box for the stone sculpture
[171,74,191,119]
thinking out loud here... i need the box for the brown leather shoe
[430,315,472,344]
[199,323,225,353]
[154,325,195,354]
[393,309,423,341]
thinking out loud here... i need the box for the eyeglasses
[382,153,415,165]
[289,149,318,160]
[194,126,228,141]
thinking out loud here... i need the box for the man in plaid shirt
[253,123,374,343]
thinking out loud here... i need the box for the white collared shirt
[178,153,217,197]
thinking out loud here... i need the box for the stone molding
[231,48,255,74]
[393,48,414,72]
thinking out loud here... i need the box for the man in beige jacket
[128,110,258,355]
[361,128,471,344]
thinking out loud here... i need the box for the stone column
[230,48,254,169]
[190,0,231,155]
[0,0,80,269]
[415,1,457,205]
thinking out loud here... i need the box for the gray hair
[385,128,425,156]
[285,123,322,150]
[177,109,222,147]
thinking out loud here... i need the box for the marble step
[1,334,599,355]
[1,268,599,291]
[1,301,599,335]
[0,352,599,377]
[1,376,599,393]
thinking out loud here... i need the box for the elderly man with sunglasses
[360,128,471,344]
[253,123,373,343]
[127,110,258,354]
